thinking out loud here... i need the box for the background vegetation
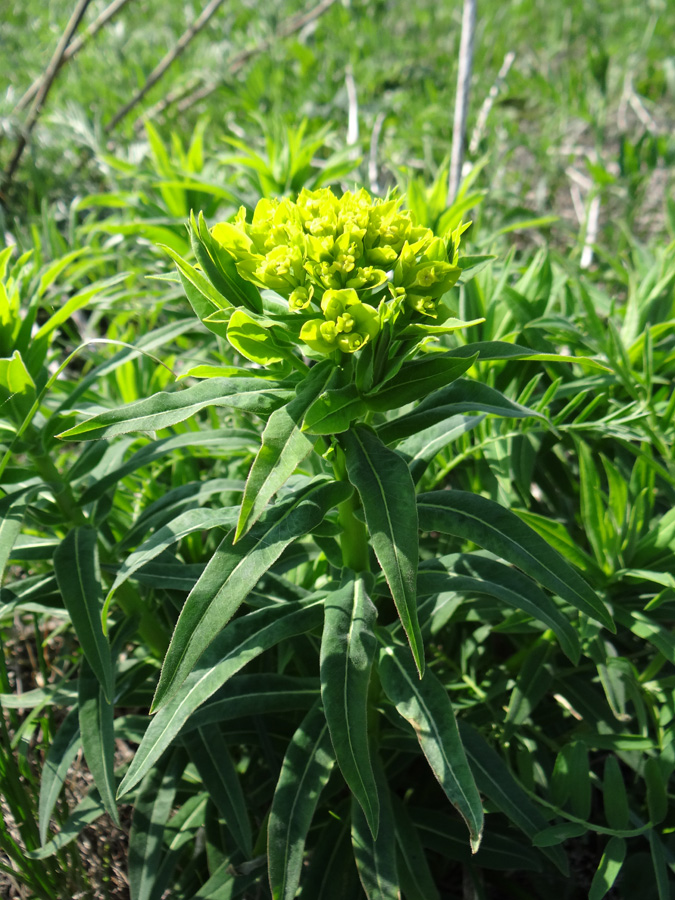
[1,0,675,897]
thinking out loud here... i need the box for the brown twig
[2,0,94,194]
[447,0,477,206]
[13,0,134,114]
[105,0,229,134]
[133,0,338,132]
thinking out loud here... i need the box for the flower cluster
[211,187,461,355]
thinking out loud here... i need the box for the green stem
[333,445,370,573]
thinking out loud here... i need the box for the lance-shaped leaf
[351,754,399,900]
[128,751,186,900]
[152,479,351,711]
[377,379,545,444]
[38,709,81,845]
[341,425,424,676]
[320,575,379,836]
[108,506,240,599]
[182,725,252,857]
[417,491,614,630]
[236,360,334,540]
[391,796,440,900]
[395,414,484,484]
[0,489,28,582]
[378,633,483,852]
[458,722,568,874]
[78,655,119,826]
[54,528,113,702]
[58,377,292,441]
[118,599,324,798]
[303,383,367,435]
[364,352,477,412]
[446,340,609,371]
[417,555,580,663]
[268,702,336,900]
[190,210,262,313]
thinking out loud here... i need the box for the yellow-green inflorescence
[211,187,463,357]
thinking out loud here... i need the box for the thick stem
[333,445,370,573]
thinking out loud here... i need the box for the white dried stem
[368,110,387,195]
[468,50,515,155]
[447,0,477,206]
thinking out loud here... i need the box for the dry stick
[580,194,600,270]
[2,0,94,193]
[468,50,515,156]
[345,64,359,149]
[137,0,337,130]
[105,0,228,134]
[368,110,387,195]
[13,0,134,114]
[447,0,477,207]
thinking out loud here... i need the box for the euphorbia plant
[58,188,614,897]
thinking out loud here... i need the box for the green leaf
[378,379,544,444]
[182,725,252,856]
[588,837,626,900]
[0,350,37,425]
[533,823,588,847]
[58,377,292,441]
[602,756,629,830]
[117,598,324,798]
[649,830,669,900]
[0,489,28,582]
[299,810,361,899]
[26,788,107,859]
[128,751,186,900]
[447,340,609,371]
[225,308,297,366]
[267,703,336,900]
[78,655,119,826]
[162,243,231,311]
[505,641,552,726]
[417,491,614,630]
[351,756,399,900]
[417,555,580,663]
[152,479,350,711]
[108,506,240,599]
[303,383,367,435]
[392,796,440,900]
[378,633,483,851]
[320,575,379,836]
[53,528,113,702]
[236,360,333,540]
[38,709,81,845]
[396,414,484,484]
[644,758,668,824]
[365,353,477,412]
[190,210,262,313]
[568,742,591,819]
[458,723,568,874]
[341,425,424,675]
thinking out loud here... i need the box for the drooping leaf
[58,377,292,441]
[236,360,333,540]
[378,633,483,851]
[53,528,113,702]
[152,478,351,711]
[417,491,614,630]
[267,702,336,900]
[396,414,484,484]
[341,425,424,676]
[320,575,379,836]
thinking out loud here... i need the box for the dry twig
[2,0,94,194]
[105,0,229,133]
[447,0,477,206]
[133,0,337,132]
[368,110,387,195]
[468,50,515,155]
[13,0,134,114]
